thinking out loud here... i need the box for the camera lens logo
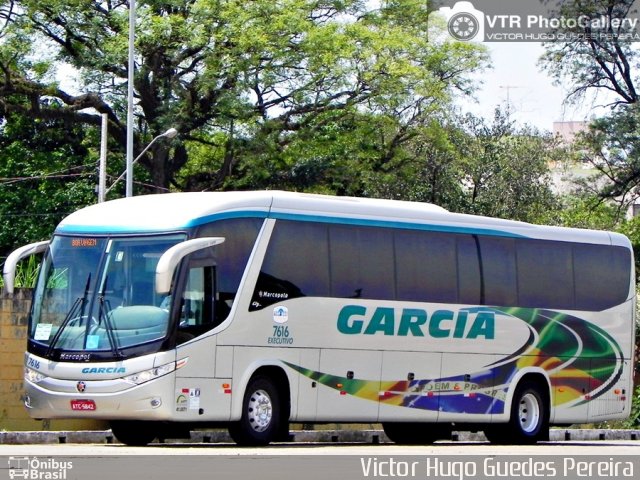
[448,12,480,41]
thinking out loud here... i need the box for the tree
[0,110,97,259]
[0,0,488,193]
[540,0,639,106]
[454,109,560,223]
[539,1,640,205]
[572,104,640,209]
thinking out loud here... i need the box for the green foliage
[543,196,620,230]
[540,0,638,105]
[628,383,640,428]
[540,1,640,208]
[571,105,640,205]
[0,255,40,289]
[0,111,97,259]
[0,0,489,193]
[453,109,561,222]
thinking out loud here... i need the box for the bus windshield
[29,234,185,358]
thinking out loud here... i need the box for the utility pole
[499,85,524,121]
[98,113,108,203]
[126,0,136,197]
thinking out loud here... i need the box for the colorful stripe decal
[284,308,624,415]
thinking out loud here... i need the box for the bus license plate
[70,399,96,411]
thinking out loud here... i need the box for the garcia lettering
[81,367,126,374]
[337,305,495,339]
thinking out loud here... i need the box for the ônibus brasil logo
[8,457,73,479]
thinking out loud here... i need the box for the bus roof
[55,191,627,247]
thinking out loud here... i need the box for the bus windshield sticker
[34,324,53,341]
[86,335,100,349]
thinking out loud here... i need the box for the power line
[0,163,95,186]
[0,173,88,185]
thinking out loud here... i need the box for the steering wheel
[67,315,99,330]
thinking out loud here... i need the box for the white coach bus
[3,191,636,446]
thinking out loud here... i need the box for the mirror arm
[155,237,225,294]
[3,240,49,295]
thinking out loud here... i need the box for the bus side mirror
[155,237,225,295]
[2,240,49,295]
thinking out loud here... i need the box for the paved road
[2,441,639,480]
[1,439,638,455]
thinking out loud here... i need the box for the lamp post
[126,0,136,197]
[103,127,178,198]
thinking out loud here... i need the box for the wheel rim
[518,392,541,434]
[247,389,273,433]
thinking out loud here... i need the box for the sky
[459,42,616,133]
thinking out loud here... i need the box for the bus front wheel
[229,376,282,446]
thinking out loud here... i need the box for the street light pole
[105,128,178,197]
[126,0,136,197]
[98,113,108,203]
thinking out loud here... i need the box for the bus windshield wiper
[97,275,124,358]
[46,273,91,359]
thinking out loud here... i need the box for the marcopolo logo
[435,0,640,43]
[336,305,495,339]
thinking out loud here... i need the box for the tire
[382,422,447,445]
[486,380,549,445]
[229,376,282,446]
[110,420,158,446]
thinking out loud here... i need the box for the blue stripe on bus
[55,211,269,234]
[57,210,526,238]
[266,212,527,238]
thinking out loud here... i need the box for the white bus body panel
[21,192,636,428]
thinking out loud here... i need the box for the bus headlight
[123,362,176,385]
[25,367,46,384]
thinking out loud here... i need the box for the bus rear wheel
[110,420,158,446]
[382,422,447,445]
[485,380,549,445]
[229,376,282,446]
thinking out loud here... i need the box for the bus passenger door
[173,260,231,420]
[316,349,382,422]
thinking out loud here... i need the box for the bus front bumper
[23,372,176,421]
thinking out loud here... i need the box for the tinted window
[517,240,575,309]
[573,244,631,310]
[197,218,263,302]
[478,237,518,306]
[457,235,481,305]
[395,230,457,303]
[330,225,394,300]
[252,219,631,312]
[250,221,329,310]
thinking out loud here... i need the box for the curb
[1,429,638,445]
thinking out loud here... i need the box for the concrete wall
[0,288,107,431]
